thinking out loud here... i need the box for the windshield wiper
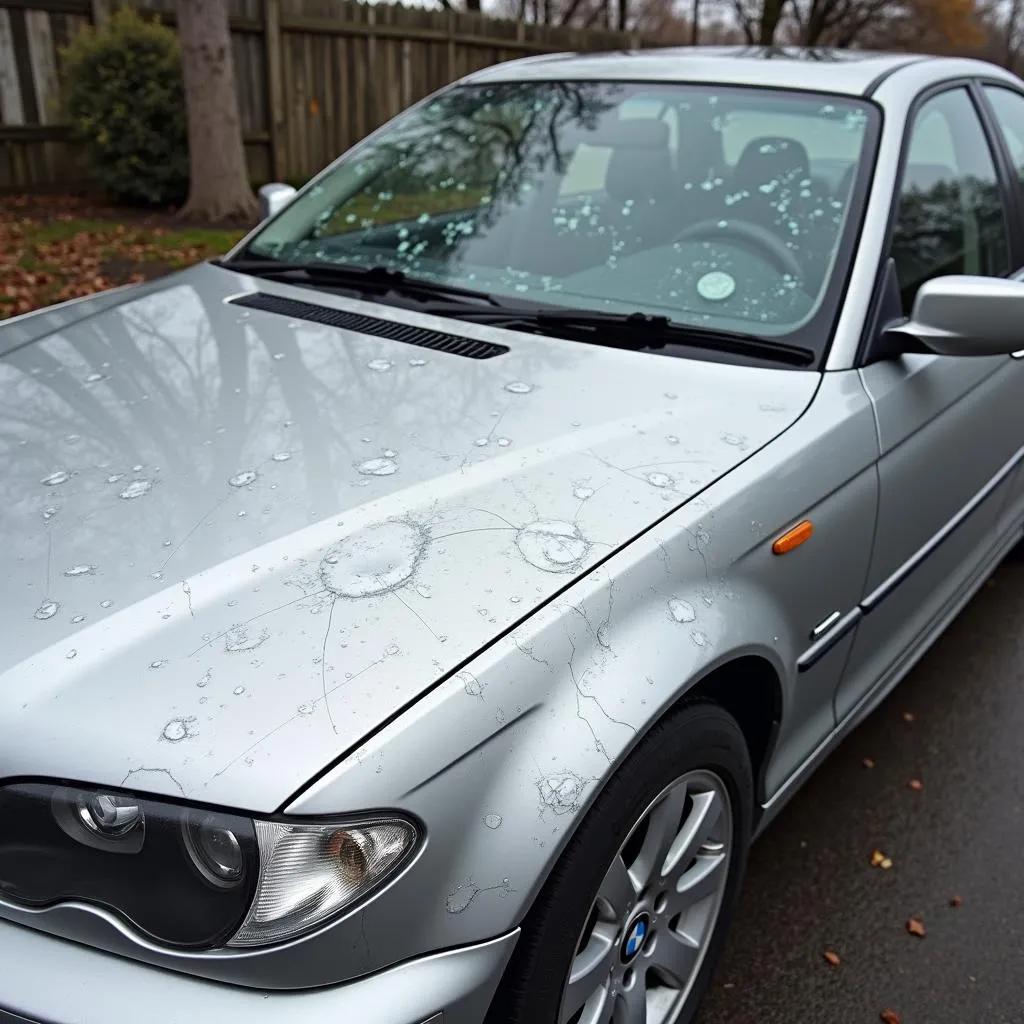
[215,258,506,307]
[217,259,814,366]
[412,305,816,367]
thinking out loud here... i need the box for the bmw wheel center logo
[620,912,650,964]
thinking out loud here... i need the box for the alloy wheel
[558,769,734,1024]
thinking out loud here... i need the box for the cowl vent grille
[229,292,509,360]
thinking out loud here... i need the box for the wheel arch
[683,654,783,825]
[528,652,784,901]
[484,675,766,1023]
[503,651,783,937]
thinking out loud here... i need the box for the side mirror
[894,275,1024,357]
[258,182,297,221]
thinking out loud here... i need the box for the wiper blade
[215,258,505,307]
[413,305,815,367]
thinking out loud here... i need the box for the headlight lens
[0,782,418,951]
[56,790,146,851]
[0,783,257,948]
[183,811,247,888]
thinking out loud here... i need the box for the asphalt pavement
[697,556,1024,1024]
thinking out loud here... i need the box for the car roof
[464,45,1018,98]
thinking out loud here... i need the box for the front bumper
[0,917,519,1024]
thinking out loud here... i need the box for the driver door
[835,84,1024,722]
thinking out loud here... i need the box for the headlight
[0,782,418,951]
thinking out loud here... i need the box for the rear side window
[889,88,1010,314]
[983,85,1024,193]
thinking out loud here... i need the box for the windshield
[241,81,878,355]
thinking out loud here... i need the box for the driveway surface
[698,556,1024,1024]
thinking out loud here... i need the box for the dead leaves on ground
[871,849,894,870]
[821,719,960,1019]
[1,194,243,319]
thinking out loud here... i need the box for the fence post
[90,0,109,24]
[264,0,286,182]
[446,9,456,83]
[401,37,411,108]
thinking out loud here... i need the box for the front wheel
[489,701,753,1024]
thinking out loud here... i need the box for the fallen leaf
[871,849,894,869]
[950,895,962,908]
[909,779,923,790]
[0,194,247,321]
[902,711,915,722]
[880,1012,902,1024]
[824,949,841,966]
[863,757,876,768]
[907,916,925,937]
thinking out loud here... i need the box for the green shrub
[61,7,189,206]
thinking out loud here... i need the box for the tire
[488,700,753,1024]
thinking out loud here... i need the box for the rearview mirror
[258,182,297,221]
[895,275,1024,357]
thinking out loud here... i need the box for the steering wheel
[671,218,803,281]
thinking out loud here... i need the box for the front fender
[284,372,880,985]
[286,502,791,978]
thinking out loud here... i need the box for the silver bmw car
[3,44,1024,1024]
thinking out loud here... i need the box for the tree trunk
[758,0,788,44]
[1007,0,1022,69]
[802,0,831,46]
[176,0,258,224]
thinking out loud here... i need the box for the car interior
[492,105,851,299]
[290,90,875,327]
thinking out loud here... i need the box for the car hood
[0,264,818,812]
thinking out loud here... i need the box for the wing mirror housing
[890,274,1024,357]
[258,182,297,221]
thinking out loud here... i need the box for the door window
[889,87,1010,314]
[982,85,1024,193]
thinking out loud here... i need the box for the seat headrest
[734,136,810,190]
[605,144,675,202]
[567,117,671,150]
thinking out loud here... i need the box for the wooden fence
[0,0,643,191]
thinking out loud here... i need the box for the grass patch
[3,207,246,319]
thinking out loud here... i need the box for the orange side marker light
[772,519,813,555]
